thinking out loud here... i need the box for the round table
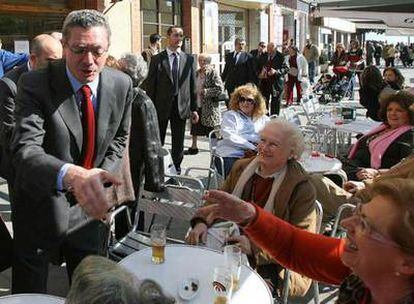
[119,244,273,304]
[0,294,65,304]
[300,154,342,174]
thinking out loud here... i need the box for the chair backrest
[300,97,314,121]
[330,203,356,237]
[315,200,324,234]
[208,129,222,155]
[160,147,177,176]
[280,107,301,126]
[138,185,202,221]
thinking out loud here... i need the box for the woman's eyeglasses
[351,203,402,249]
[238,97,255,105]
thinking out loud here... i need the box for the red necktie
[80,85,95,169]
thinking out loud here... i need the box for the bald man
[0,34,62,179]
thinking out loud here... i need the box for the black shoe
[183,148,199,155]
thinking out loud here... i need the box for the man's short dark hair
[62,9,111,43]
[166,26,183,36]
[149,33,161,44]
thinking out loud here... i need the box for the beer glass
[224,245,242,291]
[150,224,166,264]
[212,266,232,304]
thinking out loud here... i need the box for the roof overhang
[218,0,272,10]
[316,0,414,29]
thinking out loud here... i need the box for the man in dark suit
[10,10,133,293]
[0,34,62,179]
[221,38,257,106]
[144,25,198,174]
[257,42,289,115]
[250,41,267,59]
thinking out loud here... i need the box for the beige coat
[218,157,317,296]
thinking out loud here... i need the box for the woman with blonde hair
[215,84,269,176]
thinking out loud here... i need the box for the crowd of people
[0,8,413,304]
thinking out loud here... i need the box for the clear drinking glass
[150,224,166,264]
[212,266,233,304]
[224,245,242,292]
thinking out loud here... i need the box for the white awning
[218,0,272,10]
[317,0,414,29]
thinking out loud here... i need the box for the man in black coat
[221,38,257,106]
[144,26,198,174]
[257,42,289,115]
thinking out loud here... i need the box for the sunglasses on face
[238,96,255,105]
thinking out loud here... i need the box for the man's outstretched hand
[64,165,122,219]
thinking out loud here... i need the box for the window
[141,0,182,48]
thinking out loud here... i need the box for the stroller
[314,66,355,104]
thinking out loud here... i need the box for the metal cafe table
[0,294,65,304]
[119,244,273,303]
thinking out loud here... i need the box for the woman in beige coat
[187,118,317,297]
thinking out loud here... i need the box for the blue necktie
[172,53,179,96]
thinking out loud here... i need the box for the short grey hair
[62,9,111,42]
[118,53,148,87]
[65,256,141,304]
[266,118,305,159]
[198,53,212,64]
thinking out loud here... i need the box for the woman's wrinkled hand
[195,190,256,225]
[226,235,252,255]
[185,223,208,245]
[356,168,379,181]
[343,181,365,193]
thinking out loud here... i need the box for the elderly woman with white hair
[185,53,224,155]
[187,118,317,297]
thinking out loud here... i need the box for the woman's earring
[395,271,401,277]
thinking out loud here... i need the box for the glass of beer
[150,224,166,264]
[224,245,242,291]
[212,266,232,304]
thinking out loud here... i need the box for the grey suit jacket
[143,50,197,121]
[10,60,133,249]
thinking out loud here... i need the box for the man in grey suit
[144,26,198,174]
[10,10,133,293]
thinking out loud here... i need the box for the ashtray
[178,278,200,301]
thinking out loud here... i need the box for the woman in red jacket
[196,177,414,303]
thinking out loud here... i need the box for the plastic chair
[280,200,324,304]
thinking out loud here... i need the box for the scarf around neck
[232,157,286,212]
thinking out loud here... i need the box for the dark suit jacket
[143,50,197,121]
[10,59,133,249]
[0,63,28,179]
[257,51,289,93]
[221,51,257,93]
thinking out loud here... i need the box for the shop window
[0,14,63,51]
[141,0,182,49]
